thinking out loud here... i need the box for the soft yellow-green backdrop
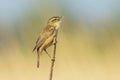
[0,0,120,80]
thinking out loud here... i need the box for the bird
[33,16,62,68]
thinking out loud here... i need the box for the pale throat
[55,22,61,30]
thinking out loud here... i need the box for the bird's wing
[33,26,55,51]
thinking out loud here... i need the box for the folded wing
[33,26,55,51]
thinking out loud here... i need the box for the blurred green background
[0,0,120,80]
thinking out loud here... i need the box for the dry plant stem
[49,30,58,80]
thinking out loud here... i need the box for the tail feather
[37,58,39,68]
[37,49,40,68]
[33,46,36,52]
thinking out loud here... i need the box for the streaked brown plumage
[33,16,62,68]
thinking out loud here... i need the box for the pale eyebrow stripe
[51,18,56,21]
[49,16,60,21]
[49,18,57,21]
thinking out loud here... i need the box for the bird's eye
[54,19,57,20]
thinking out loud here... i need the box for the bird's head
[48,16,62,29]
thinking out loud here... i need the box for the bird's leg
[44,49,51,58]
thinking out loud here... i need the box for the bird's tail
[37,49,40,68]
[33,46,37,52]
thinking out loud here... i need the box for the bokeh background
[0,0,120,80]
